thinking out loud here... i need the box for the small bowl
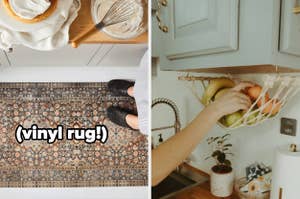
[91,0,147,40]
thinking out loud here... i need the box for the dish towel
[0,0,81,51]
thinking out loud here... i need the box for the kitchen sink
[152,164,209,199]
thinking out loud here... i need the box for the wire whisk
[72,0,136,48]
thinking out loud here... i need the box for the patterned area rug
[0,83,148,187]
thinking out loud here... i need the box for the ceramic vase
[210,165,234,197]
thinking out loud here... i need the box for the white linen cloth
[0,0,80,51]
[134,50,149,135]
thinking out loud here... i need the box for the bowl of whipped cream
[7,0,53,21]
[0,0,81,51]
[91,0,148,39]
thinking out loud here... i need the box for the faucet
[151,98,181,134]
[152,98,183,172]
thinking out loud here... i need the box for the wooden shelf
[177,65,300,74]
[69,0,148,44]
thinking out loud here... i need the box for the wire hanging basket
[178,73,300,130]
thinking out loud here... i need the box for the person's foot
[125,114,139,129]
[108,80,135,97]
[127,86,134,97]
[107,106,138,130]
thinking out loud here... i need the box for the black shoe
[108,79,135,96]
[107,106,136,130]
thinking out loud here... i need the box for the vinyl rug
[0,83,148,187]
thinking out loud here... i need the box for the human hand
[206,82,253,119]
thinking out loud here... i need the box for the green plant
[205,134,233,168]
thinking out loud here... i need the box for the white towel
[134,50,149,135]
[0,0,81,51]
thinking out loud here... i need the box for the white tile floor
[0,187,148,199]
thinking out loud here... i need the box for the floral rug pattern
[0,83,148,187]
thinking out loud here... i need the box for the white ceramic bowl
[91,0,147,40]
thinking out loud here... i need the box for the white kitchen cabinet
[155,0,300,71]
[0,44,146,81]
[88,44,147,67]
[0,51,10,68]
[279,0,300,56]
[5,44,147,67]
[152,15,161,58]
[6,45,100,67]
[163,0,239,60]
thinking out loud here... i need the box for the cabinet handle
[279,188,283,199]
[293,0,300,13]
[293,6,300,13]
[155,0,169,33]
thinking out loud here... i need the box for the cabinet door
[162,0,239,60]
[0,51,10,68]
[7,44,147,67]
[88,44,148,67]
[152,15,162,58]
[279,0,300,56]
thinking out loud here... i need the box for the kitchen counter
[166,181,239,199]
[69,0,148,44]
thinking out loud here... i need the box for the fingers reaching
[237,92,251,105]
[234,92,252,110]
[232,82,254,92]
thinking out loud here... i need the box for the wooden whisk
[71,0,136,48]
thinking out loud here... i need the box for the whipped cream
[9,0,51,20]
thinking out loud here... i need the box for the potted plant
[205,134,234,197]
